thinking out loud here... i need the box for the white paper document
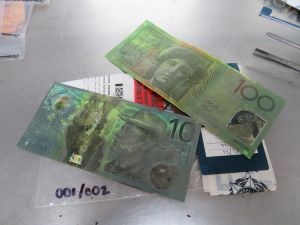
[63,74,135,101]
[201,140,277,196]
[286,0,300,10]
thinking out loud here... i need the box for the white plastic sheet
[0,1,34,61]
[35,157,202,207]
[0,35,25,61]
[34,75,203,206]
[0,1,34,38]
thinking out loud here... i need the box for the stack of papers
[200,128,277,196]
[63,70,278,197]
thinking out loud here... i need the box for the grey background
[0,0,300,224]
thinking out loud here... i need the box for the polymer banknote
[18,83,200,201]
[106,21,286,159]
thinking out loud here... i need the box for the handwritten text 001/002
[55,183,110,200]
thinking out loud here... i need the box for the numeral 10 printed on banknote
[106,20,286,159]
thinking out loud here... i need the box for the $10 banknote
[17,83,200,201]
[106,20,286,159]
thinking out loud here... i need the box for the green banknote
[106,21,286,159]
[17,83,200,201]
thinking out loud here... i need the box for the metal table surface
[0,0,300,224]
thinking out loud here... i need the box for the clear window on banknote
[0,35,26,61]
[0,1,34,38]
[34,157,202,207]
[226,110,266,145]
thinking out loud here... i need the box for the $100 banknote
[17,83,200,201]
[106,20,286,159]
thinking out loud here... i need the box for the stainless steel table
[1,0,300,224]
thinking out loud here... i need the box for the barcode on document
[115,83,124,98]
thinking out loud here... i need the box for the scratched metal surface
[0,0,300,224]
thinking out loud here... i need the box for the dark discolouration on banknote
[18,83,200,201]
